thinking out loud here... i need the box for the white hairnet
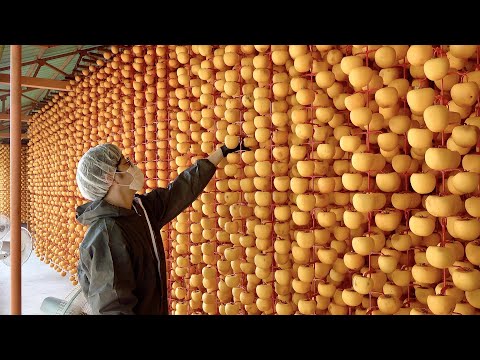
[76,143,123,201]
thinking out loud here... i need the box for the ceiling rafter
[31,46,81,114]
[21,93,40,103]
[42,61,69,77]
[0,113,31,122]
[26,46,48,79]
[0,74,69,91]
[0,45,104,72]
[0,45,108,120]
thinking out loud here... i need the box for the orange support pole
[10,45,22,315]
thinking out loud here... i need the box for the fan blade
[40,297,68,315]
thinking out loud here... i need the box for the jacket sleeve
[142,158,216,229]
[78,220,138,315]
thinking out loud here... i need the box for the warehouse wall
[27,45,480,315]
[0,145,29,223]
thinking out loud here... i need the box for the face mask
[115,164,145,191]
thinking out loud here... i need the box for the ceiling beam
[32,62,43,78]
[89,47,110,54]
[0,132,29,139]
[0,74,69,91]
[0,113,30,123]
[81,58,97,64]
[42,61,69,77]
[21,93,40,103]
[0,113,31,122]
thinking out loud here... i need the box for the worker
[75,139,250,314]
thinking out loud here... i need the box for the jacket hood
[76,199,138,226]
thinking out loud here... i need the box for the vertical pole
[10,45,22,315]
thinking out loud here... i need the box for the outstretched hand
[221,137,252,157]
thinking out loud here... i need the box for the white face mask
[115,164,145,192]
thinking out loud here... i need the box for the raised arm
[142,138,251,229]
[143,158,217,229]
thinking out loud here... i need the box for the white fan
[0,214,10,241]
[41,285,92,315]
[0,214,33,266]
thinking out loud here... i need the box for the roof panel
[47,56,76,79]
[0,45,47,71]
[0,45,100,72]
[0,45,102,117]
[43,45,81,58]
[37,66,56,79]
[62,54,81,76]
[1,46,29,69]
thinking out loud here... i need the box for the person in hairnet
[75,139,250,315]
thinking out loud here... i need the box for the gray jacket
[76,159,216,314]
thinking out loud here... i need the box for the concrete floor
[0,253,74,315]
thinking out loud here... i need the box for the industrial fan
[0,213,33,266]
[0,214,10,241]
[40,284,92,315]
